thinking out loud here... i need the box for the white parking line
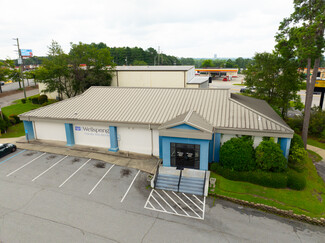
[6,153,46,177]
[193,194,204,205]
[59,159,91,188]
[88,164,115,195]
[182,193,203,212]
[172,191,201,218]
[32,155,68,182]
[144,189,206,220]
[120,170,140,203]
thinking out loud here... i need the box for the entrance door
[170,143,200,169]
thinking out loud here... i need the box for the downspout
[212,130,215,161]
[116,71,119,87]
[184,71,186,88]
[149,124,153,156]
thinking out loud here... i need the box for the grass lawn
[233,83,246,86]
[0,123,25,138]
[2,102,42,117]
[307,137,325,150]
[307,149,323,162]
[209,155,325,218]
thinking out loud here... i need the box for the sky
[0,0,294,60]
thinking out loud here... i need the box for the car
[240,86,256,93]
[222,77,228,81]
[0,81,4,86]
[0,143,17,158]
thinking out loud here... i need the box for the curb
[209,193,325,226]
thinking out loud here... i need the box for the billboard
[20,49,33,57]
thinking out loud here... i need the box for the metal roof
[115,66,194,71]
[159,110,214,133]
[187,77,209,84]
[19,87,293,137]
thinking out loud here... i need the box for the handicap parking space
[144,189,206,220]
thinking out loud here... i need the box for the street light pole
[13,38,27,100]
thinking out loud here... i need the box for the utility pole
[13,38,27,100]
[158,46,160,65]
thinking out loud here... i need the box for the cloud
[0,0,294,59]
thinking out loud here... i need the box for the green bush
[255,140,287,172]
[31,97,39,104]
[0,114,10,133]
[309,108,325,137]
[21,98,26,104]
[287,170,306,190]
[289,134,307,172]
[210,163,306,190]
[287,117,303,133]
[210,163,287,188]
[220,137,256,171]
[38,95,48,104]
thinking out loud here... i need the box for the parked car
[240,86,256,93]
[0,81,4,86]
[0,143,17,158]
[222,77,228,81]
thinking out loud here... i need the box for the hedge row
[210,163,306,190]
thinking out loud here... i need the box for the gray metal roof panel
[187,77,209,84]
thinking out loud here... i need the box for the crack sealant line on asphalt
[59,159,91,188]
[0,150,26,165]
[32,155,68,182]
[6,152,46,177]
[120,170,140,203]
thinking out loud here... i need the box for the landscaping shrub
[287,117,303,133]
[255,140,287,172]
[220,137,256,171]
[309,107,325,137]
[21,98,26,104]
[287,170,306,190]
[31,97,39,104]
[289,134,307,172]
[38,95,48,104]
[210,163,287,188]
[0,115,10,133]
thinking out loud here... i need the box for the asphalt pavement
[0,149,324,242]
[0,89,39,108]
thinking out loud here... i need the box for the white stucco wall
[117,127,157,155]
[73,124,110,148]
[220,134,237,145]
[34,121,66,141]
[199,81,209,88]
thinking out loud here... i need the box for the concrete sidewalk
[307,144,325,160]
[0,136,158,174]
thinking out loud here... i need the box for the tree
[201,59,214,68]
[35,41,115,99]
[69,42,115,94]
[0,60,11,93]
[244,52,302,118]
[276,0,325,148]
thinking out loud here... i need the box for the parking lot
[0,149,325,242]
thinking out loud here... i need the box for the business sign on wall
[74,126,110,137]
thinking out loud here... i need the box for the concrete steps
[179,177,205,196]
[155,174,179,191]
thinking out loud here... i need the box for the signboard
[20,49,33,57]
[74,126,110,137]
[315,80,325,88]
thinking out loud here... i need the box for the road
[1,79,36,93]
[0,89,39,108]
